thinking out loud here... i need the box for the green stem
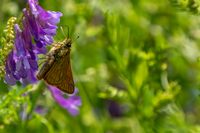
[21,81,45,132]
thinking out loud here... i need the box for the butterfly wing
[37,48,58,80]
[43,52,75,94]
[37,61,53,80]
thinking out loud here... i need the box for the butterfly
[36,38,74,94]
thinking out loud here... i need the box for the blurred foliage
[1,0,200,133]
[171,0,200,14]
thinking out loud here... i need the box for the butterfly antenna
[67,26,70,38]
[60,26,68,38]
[71,34,79,43]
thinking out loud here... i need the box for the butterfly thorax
[48,38,72,61]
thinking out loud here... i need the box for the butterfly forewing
[43,52,75,94]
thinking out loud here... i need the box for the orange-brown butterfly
[36,38,74,94]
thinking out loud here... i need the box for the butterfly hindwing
[44,52,74,94]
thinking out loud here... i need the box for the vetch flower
[35,105,48,115]
[4,0,62,85]
[48,86,82,116]
[5,51,17,85]
[107,100,124,118]
[24,0,62,51]
[3,0,82,116]
[5,24,37,85]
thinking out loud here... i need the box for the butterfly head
[63,38,72,49]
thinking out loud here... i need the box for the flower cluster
[3,0,81,116]
[5,0,62,85]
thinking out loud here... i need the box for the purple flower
[48,86,82,116]
[107,100,124,118]
[5,51,17,85]
[24,0,62,51]
[5,25,37,85]
[4,0,62,85]
[35,105,48,115]
[4,0,82,117]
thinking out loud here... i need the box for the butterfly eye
[64,43,71,48]
[67,43,71,47]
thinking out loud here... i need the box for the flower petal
[48,86,82,116]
